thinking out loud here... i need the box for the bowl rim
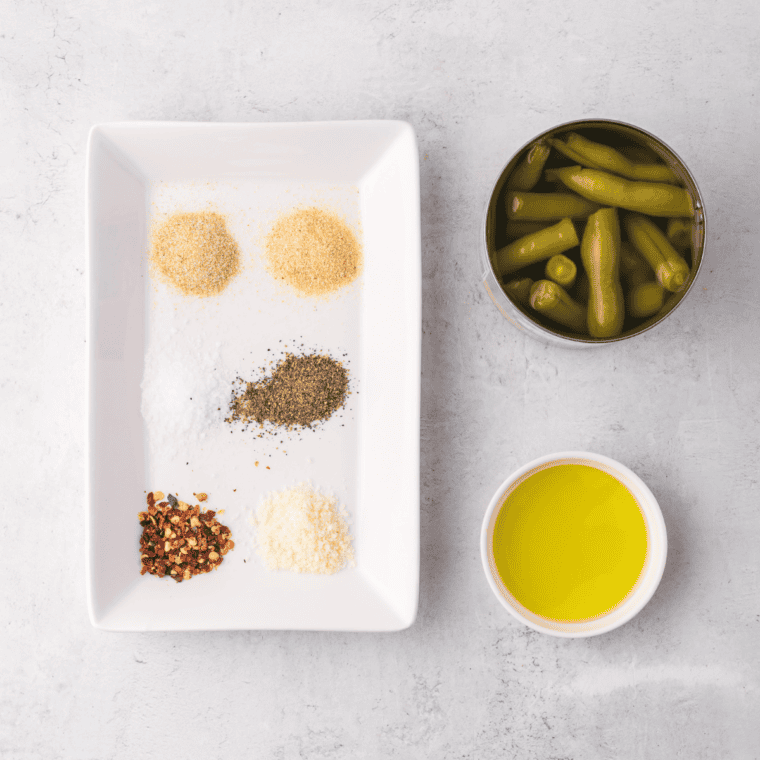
[479,450,668,638]
[481,117,706,346]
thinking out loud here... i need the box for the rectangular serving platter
[86,121,420,631]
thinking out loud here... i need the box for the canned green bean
[481,119,706,346]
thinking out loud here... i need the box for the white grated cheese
[254,483,355,574]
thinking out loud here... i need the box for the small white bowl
[480,451,667,638]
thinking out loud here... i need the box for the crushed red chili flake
[138,491,235,582]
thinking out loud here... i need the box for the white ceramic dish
[480,452,667,638]
[86,121,420,631]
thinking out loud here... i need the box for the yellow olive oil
[493,464,647,622]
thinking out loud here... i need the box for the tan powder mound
[264,206,362,297]
[150,211,240,297]
[255,483,355,574]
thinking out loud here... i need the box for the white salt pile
[141,329,228,460]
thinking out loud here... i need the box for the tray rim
[85,118,421,632]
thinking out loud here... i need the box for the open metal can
[481,119,706,347]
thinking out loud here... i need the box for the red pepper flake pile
[138,491,234,582]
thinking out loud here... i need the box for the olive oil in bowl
[481,453,667,637]
[493,464,647,622]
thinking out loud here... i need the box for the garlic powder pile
[254,483,355,574]
[264,206,362,298]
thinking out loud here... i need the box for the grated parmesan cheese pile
[254,483,355,574]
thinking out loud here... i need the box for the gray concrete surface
[2,0,759,757]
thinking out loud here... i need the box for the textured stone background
[2,0,759,757]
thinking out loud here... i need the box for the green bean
[506,141,552,191]
[529,280,587,333]
[619,242,665,317]
[505,221,548,241]
[550,166,693,217]
[666,218,692,251]
[628,281,666,318]
[545,254,577,289]
[507,191,601,221]
[619,241,652,288]
[495,218,579,277]
[623,213,691,292]
[619,145,660,164]
[581,207,624,338]
[549,132,680,184]
[502,277,534,307]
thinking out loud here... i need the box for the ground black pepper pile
[227,352,349,433]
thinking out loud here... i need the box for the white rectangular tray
[86,121,420,631]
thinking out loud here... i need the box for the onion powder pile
[150,211,240,297]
